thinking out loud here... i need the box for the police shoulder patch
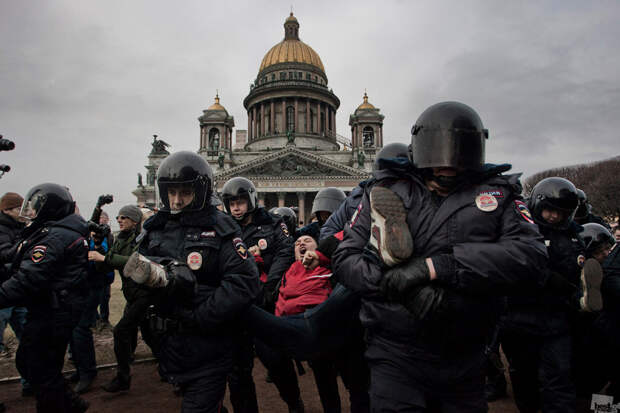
[279,222,290,237]
[31,245,48,263]
[233,237,248,260]
[514,200,534,224]
[350,202,363,228]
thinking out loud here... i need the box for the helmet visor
[156,178,207,213]
[19,190,46,221]
[412,127,486,169]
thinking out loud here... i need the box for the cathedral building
[134,13,385,224]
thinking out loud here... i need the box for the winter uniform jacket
[595,245,620,345]
[333,165,548,357]
[0,214,90,313]
[0,212,24,281]
[95,229,144,302]
[275,252,333,316]
[320,182,367,241]
[503,221,584,335]
[239,207,294,294]
[139,207,260,383]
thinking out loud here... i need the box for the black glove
[96,194,114,208]
[317,235,340,259]
[380,256,430,302]
[166,263,198,300]
[403,285,444,321]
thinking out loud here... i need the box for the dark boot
[102,375,131,393]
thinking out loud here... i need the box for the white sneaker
[580,258,603,312]
[369,186,414,267]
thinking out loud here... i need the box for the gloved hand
[317,235,340,259]
[403,284,444,321]
[96,194,114,208]
[380,256,430,302]
[165,262,198,300]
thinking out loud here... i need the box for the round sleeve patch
[279,222,290,237]
[233,237,248,260]
[514,200,534,224]
[31,245,48,263]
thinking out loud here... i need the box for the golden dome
[207,93,226,111]
[258,13,325,74]
[357,92,376,110]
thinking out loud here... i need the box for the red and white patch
[233,237,248,260]
[200,231,216,238]
[31,245,47,263]
[258,238,268,250]
[279,222,290,237]
[478,190,504,198]
[475,194,498,212]
[187,251,203,270]
[514,200,535,224]
[577,254,586,268]
[350,202,363,228]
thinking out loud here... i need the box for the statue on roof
[150,134,170,155]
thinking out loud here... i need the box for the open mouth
[299,246,307,255]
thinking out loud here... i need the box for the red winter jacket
[275,251,332,316]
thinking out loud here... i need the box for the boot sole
[369,186,413,266]
[581,258,603,312]
[124,252,153,284]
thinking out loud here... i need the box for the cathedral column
[257,192,265,207]
[252,107,257,140]
[260,103,265,136]
[306,99,311,133]
[316,102,320,134]
[330,108,335,138]
[282,100,286,133]
[294,98,299,132]
[278,192,286,207]
[297,192,305,225]
[270,100,275,134]
[247,112,251,142]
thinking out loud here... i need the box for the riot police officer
[0,183,90,412]
[575,189,609,228]
[502,177,584,413]
[220,176,294,413]
[124,152,260,412]
[333,101,548,412]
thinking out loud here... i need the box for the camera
[0,135,15,152]
[88,221,111,244]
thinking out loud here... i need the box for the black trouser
[502,329,575,413]
[255,339,301,408]
[180,359,231,413]
[333,330,370,413]
[113,296,156,380]
[309,358,342,413]
[366,339,487,413]
[227,330,258,413]
[16,303,84,413]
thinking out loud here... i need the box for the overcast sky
[1,0,619,227]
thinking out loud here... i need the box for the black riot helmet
[156,151,213,213]
[528,177,579,229]
[410,101,488,170]
[221,177,258,220]
[19,183,75,225]
[373,142,410,171]
[581,223,615,256]
[311,187,346,217]
[574,189,591,221]
[272,207,298,235]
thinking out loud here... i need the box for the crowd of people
[0,100,619,413]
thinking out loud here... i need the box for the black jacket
[320,182,367,241]
[0,212,25,281]
[503,219,584,336]
[596,245,620,344]
[0,214,90,313]
[239,207,294,293]
[333,165,548,357]
[140,207,260,382]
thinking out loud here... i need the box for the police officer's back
[0,183,90,412]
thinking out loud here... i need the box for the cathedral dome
[258,13,325,74]
[356,92,376,110]
[207,94,227,112]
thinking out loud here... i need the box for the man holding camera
[88,204,148,393]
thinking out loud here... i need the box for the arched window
[363,126,374,147]
[286,106,295,132]
[208,128,220,150]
